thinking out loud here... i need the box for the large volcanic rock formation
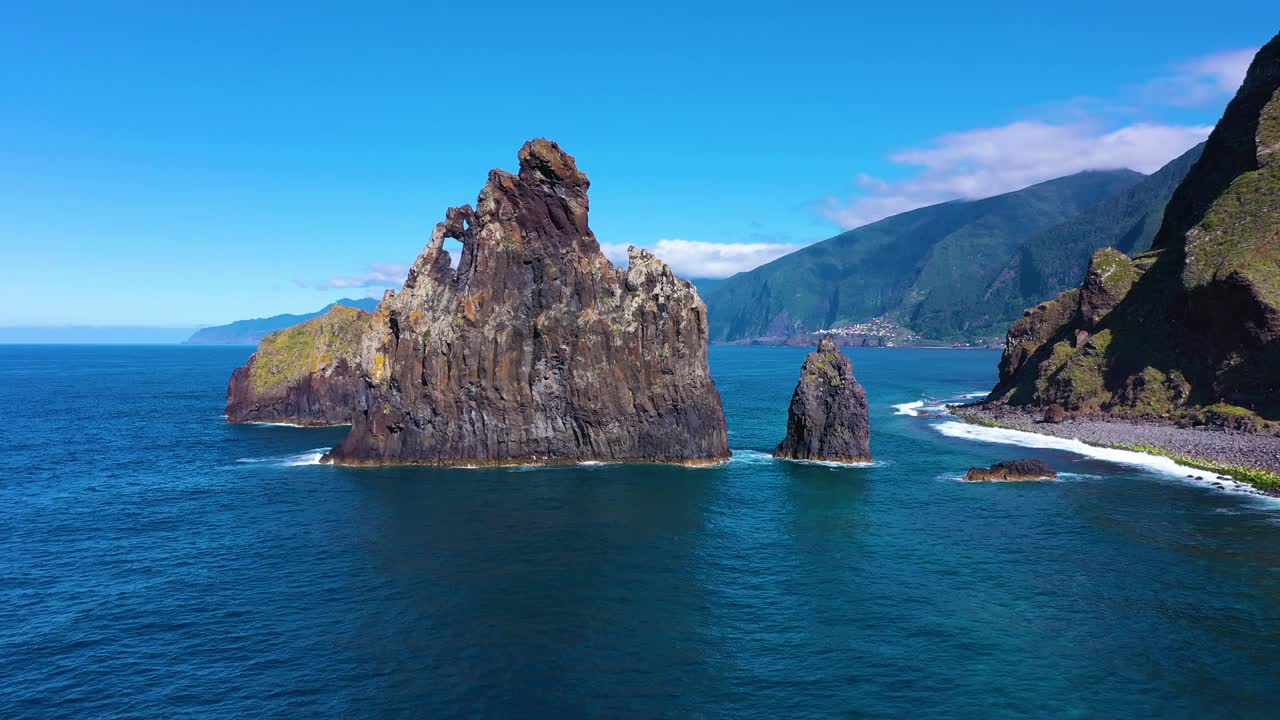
[773,336,872,463]
[226,304,371,425]
[323,139,729,466]
[986,34,1280,424]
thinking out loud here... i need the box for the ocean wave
[731,448,883,469]
[284,450,327,466]
[932,421,1275,500]
[892,400,925,416]
[786,457,882,468]
[235,448,330,467]
[729,449,775,465]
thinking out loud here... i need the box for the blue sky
[1,2,1273,326]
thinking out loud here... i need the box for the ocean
[3,344,1280,718]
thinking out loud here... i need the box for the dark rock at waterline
[226,305,371,425]
[964,458,1058,482]
[324,139,729,466]
[773,336,872,463]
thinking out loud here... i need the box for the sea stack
[774,336,872,463]
[226,304,371,425]
[323,139,729,466]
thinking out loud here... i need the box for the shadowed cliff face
[773,336,871,463]
[326,139,729,465]
[990,34,1280,421]
[225,305,371,425]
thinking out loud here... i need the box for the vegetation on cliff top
[248,305,370,394]
[1183,127,1280,307]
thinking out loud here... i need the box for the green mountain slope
[706,161,1196,342]
[998,143,1205,310]
[186,297,379,345]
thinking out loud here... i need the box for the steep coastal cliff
[323,139,729,466]
[986,34,1280,429]
[225,304,370,425]
[773,336,871,463]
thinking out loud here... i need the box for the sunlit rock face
[325,139,729,466]
[773,336,872,464]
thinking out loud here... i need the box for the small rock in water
[964,458,1057,482]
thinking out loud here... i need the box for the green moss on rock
[249,305,370,395]
[1183,90,1280,307]
[1112,366,1190,417]
[1037,330,1112,411]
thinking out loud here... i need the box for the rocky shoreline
[955,403,1280,493]
[319,454,729,469]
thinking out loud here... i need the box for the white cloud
[601,238,803,278]
[313,262,410,290]
[823,121,1212,230]
[1141,48,1257,106]
[820,46,1257,231]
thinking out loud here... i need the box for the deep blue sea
[4,345,1280,719]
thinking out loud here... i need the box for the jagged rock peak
[325,139,729,466]
[1078,247,1139,331]
[773,336,872,464]
[518,137,590,189]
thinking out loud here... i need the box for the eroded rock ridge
[323,139,729,465]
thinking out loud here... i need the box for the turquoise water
[3,344,1280,718]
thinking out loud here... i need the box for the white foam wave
[729,448,882,469]
[932,421,1274,500]
[786,458,881,468]
[284,449,327,466]
[729,449,775,465]
[892,401,926,416]
[235,448,330,467]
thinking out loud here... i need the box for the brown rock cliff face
[226,305,371,426]
[773,336,872,463]
[324,139,729,465]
